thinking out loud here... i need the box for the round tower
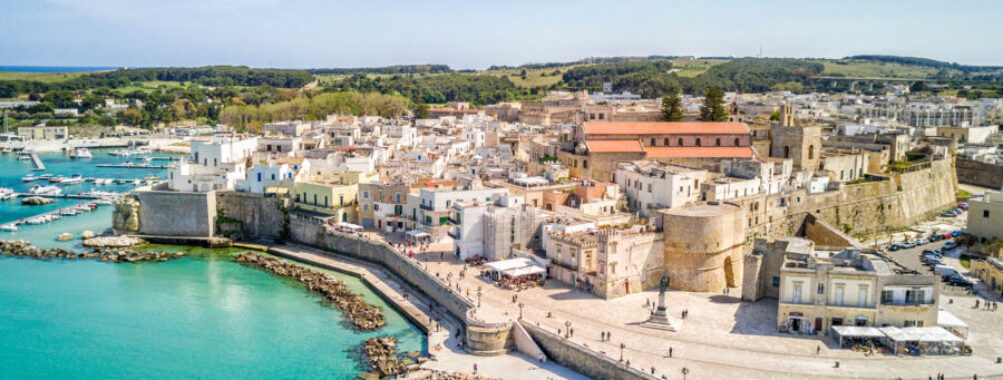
[660,202,745,292]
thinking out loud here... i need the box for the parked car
[934,265,959,277]
[922,249,941,256]
[951,230,963,237]
[916,238,930,246]
[943,241,958,250]
[929,234,944,242]
[901,241,917,249]
[944,275,973,288]
[889,244,902,251]
[957,204,968,211]
[942,210,960,217]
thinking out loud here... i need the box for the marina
[29,152,45,171]
[96,163,170,169]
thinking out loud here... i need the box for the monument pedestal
[641,291,679,331]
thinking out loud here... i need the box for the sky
[2,0,1002,69]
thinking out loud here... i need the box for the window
[257,173,262,182]
[854,316,867,327]
[905,289,925,304]
[833,286,844,306]
[881,290,894,304]
[664,138,669,146]
[808,145,814,159]
[772,276,780,287]
[792,283,802,304]
[817,283,824,294]
[831,317,843,326]
[271,174,276,180]
[647,184,652,193]
[715,138,721,146]
[677,138,683,146]
[858,287,868,307]
[650,138,656,146]
[696,138,702,146]
[985,210,990,218]
[734,138,740,146]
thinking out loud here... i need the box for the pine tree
[699,86,728,121]
[660,93,684,121]
[413,98,429,119]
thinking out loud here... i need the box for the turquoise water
[0,151,426,379]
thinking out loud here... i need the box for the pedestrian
[651,367,656,375]
[473,363,478,374]
[607,331,611,341]
[817,345,821,355]
[539,352,545,363]
[646,298,651,308]
[669,347,673,358]
[975,299,980,309]
[570,328,574,337]
[601,331,605,341]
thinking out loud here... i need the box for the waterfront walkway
[29,153,45,171]
[266,243,585,380]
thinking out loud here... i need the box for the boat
[59,208,79,216]
[48,175,65,183]
[132,180,141,185]
[27,185,62,195]
[142,176,160,181]
[1,224,17,232]
[39,174,53,179]
[17,154,30,161]
[0,188,15,201]
[21,174,37,182]
[60,174,85,185]
[69,147,93,159]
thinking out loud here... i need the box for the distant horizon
[3,1,1002,69]
[3,53,1002,73]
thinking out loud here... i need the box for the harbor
[96,163,170,169]
[29,152,45,171]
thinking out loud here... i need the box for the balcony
[420,203,434,211]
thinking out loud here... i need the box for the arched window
[783,146,790,158]
[677,138,683,146]
[734,138,740,146]
[715,138,721,146]
[808,145,815,159]
[664,138,669,146]
[696,138,702,147]
[650,138,656,146]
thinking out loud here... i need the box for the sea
[0,66,117,73]
[0,149,424,379]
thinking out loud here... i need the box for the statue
[659,274,670,294]
[643,273,677,331]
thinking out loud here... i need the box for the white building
[168,137,259,192]
[614,161,707,218]
[236,162,294,194]
[263,121,311,137]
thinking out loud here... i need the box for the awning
[485,257,535,272]
[334,222,362,230]
[406,230,431,237]
[937,310,968,329]
[879,327,964,343]
[831,326,885,338]
[503,265,546,277]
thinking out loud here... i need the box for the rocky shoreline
[234,253,386,331]
[359,337,502,380]
[0,240,185,263]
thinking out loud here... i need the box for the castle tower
[660,203,744,292]
[770,105,821,171]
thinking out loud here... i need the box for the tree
[660,93,684,121]
[699,86,728,121]
[520,69,528,80]
[120,107,143,126]
[79,95,105,112]
[909,81,927,93]
[769,110,781,121]
[412,97,429,119]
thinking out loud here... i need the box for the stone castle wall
[129,189,216,237]
[662,203,745,292]
[521,321,658,380]
[956,158,1003,189]
[289,219,513,355]
[214,191,289,240]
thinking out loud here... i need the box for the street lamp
[620,343,625,362]
[564,321,571,338]
[518,303,524,319]
[477,289,483,308]
[682,367,689,380]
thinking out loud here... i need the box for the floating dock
[30,153,45,171]
[14,193,106,200]
[96,164,169,169]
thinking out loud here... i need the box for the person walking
[669,347,673,358]
[817,345,821,355]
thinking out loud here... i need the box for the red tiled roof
[584,121,748,135]
[585,140,644,153]
[644,146,753,158]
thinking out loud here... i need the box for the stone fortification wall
[520,321,658,380]
[956,158,1003,189]
[214,191,289,240]
[802,213,863,249]
[289,219,513,355]
[128,190,216,237]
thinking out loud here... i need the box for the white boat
[60,174,84,185]
[39,174,53,179]
[17,154,30,161]
[132,180,141,185]
[1,224,17,232]
[69,147,93,159]
[59,208,79,216]
[27,185,62,195]
[21,174,37,182]
[48,175,65,183]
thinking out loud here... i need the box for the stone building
[614,160,707,219]
[593,227,664,299]
[778,248,939,334]
[770,105,822,172]
[660,202,745,292]
[742,237,815,302]
[967,189,1003,243]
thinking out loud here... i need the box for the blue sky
[2,0,1001,69]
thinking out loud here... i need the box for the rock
[82,235,146,248]
[81,230,95,239]
[57,233,74,241]
[21,196,54,205]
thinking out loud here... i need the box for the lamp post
[620,343,625,362]
[682,367,689,380]
[477,289,483,308]
[518,303,524,319]
[564,320,571,338]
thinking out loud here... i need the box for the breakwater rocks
[82,235,147,248]
[0,240,184,263]
[234,253,386,331]
[21,196,53,205]
[360,337,418,378]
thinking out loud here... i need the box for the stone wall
[288,218,513,355]
[129,189,216,237]
[802,213,863,249]
[956,158,1003,189]
[521,321,658,380]
[214,191,290,240]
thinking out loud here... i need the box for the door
[791,318,801,332]
[815,318,823,333]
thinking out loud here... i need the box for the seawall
[288,218,514,356]
[521,321,658,380]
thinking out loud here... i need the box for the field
[0,71,90,83]
[812,59,954,79]
[479,66,572,88]
[668,58,729,77]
